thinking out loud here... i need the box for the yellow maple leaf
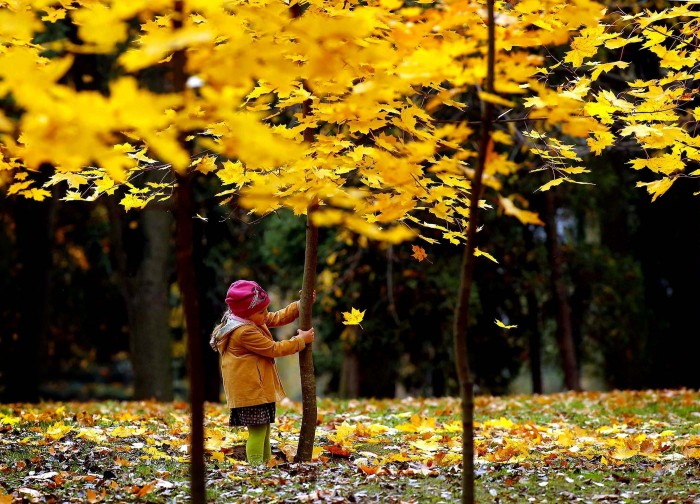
[636,177,676,202]
[342,307,366,326]
[587,130,615,155]
[411,245,428,262]
[588,61,630,81]
[21,188,52,201]
[535,177,569,192]
[495,319,517,330]
[193,155,218,174]
[41,7,67,23]
[411,439,440,452]
[565,26,616,67]
[46,422,72,440]
[120,193,153,211]
[474,248,498,263]
[499,196,544,226]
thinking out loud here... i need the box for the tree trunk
[339,344,360,399]
[0,192,54,402]
[294,201,319,463]
[543,191,580,391]
[453,2,495,502]
[526,290,542,394]
[174,173,206,502]
[108,198,174,401]
[171,2,205,500]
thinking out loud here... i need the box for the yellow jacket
[214,302,305,408]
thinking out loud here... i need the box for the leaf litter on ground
[1,389,699,502]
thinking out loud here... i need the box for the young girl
[210,279,315,466]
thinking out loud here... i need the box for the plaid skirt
[229,402,276,427]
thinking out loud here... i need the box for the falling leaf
[495,319,517,329]
[411,245,428,262]
[342,307,366,326]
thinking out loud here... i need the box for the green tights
[246,423,271,466]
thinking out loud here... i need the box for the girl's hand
[297,327,315,344]
[298,290,317,303]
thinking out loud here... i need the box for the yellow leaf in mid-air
[411,245,428,262]
[495,319,517,330]
[342,308,366,326]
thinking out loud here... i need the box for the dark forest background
[2,160,698,404]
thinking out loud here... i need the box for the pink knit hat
[225,280,270,319]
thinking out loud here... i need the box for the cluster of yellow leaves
[0,0,617,245]
[532,4,700,200]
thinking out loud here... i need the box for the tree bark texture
[543,190,581,391]
[107,196,174,401]
[453,2,495,502]
[129,210,174,401]
[294,201,319,462]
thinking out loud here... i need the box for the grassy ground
[1,389,699,502]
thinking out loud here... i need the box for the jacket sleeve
[265,301,300,328]
[237,326,305,358]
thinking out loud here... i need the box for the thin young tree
[452,2,494,501]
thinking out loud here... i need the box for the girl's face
[249,307,268,325]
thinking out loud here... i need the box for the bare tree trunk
[339,340,360,399]
[107,196,174,401]
[172,2,205,501]
[174,173,205,502]
[454,2,495,502]
[295,201,319,462]
[543,190,581,391]
[526,291,543,394]
[129,211,174,401]
[289,26,319,458]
